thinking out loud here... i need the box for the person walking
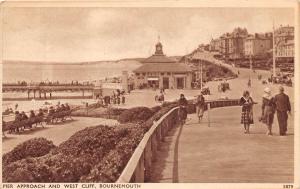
[178,94,188,124]
[195,94,205,123]
[260,87,276,136]
[239,90,254,134]
[121,95,126,105]
[274,86,291,136]
[247,78,251,88]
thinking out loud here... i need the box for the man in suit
[274,86,291,136]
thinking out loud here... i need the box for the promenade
[2,117,118,154]
[149,52,294,183]
[150,106,294,183]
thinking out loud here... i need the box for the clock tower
[155,42,164,55]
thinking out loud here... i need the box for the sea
[2,60,141,83]
[2,60,142,118]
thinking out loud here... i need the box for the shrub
[3,157,53,183]
[80,125,145,182]
[118,107,154,123]
[150,105,162,113]
[2,138,56,166]
[2,125,142,183]
[71,107,126,120]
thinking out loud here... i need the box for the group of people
[14,103,71,123]
[47,103,71,116]
[177,85,291,137]
[98,94,126,107]
[177,93,206,124]
[240,86,291,136]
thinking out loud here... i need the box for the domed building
[133,42,192,89]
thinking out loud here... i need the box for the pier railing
[116,98,240,183]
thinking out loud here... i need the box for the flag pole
[272,21,276,77]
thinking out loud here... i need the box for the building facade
[220,34,230,59]
[209,38,221,52]
[134,42,193,89]
[275,26,294,58]
[228,28,248,60]
[276,40,294,57]
[244,33,272,58]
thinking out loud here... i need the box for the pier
[2,84,94,99]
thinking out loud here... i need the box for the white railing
[117,107,179,182]
[116,99,241,182]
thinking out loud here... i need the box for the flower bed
[71,107,126,120]
[2,138,56,166]
[3,125,144,183]
[118,107,155,124]
[3,101,181,183]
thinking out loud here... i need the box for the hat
[264,87,271,94]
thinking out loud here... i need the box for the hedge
[2,138,56,166]
[118,107,154,124]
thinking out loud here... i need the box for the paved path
[150,105,294,183]
[2,117,118,154]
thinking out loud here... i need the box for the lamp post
[272,23,276,77]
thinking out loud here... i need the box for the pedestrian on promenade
[117,96,121,105]
[274,86,291,136]
[239,90,254,134]
[247,78,251,88]
[260,87,276,136]
[121,95,125,105]
[195,94,205,123]
[178,94,188,124]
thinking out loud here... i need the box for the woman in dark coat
[261,87,276,136]
[178,94,188,122]
[240,90,254,134]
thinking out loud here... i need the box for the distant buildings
[208,25,294,60]
[274,25,294,58]
[219,33,229,59]
[134,42,193,89]
[244,33,273,58]
[209,38,221,52]
[228,28,248,59]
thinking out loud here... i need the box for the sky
[2,7,294,62]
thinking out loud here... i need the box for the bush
[150,105,162,113]
[2,125,144,183]
[80,125,145,182]
[143,103,178,131]
[71,107,126,120]
[118,107,154,123]
[3,157,53,182]
[2,138,56,166]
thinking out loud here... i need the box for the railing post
[151,133,157,161]
[157,125,162,142]
[133,152,145,182]
[144,140,152,182]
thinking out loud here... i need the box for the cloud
[3,7,294,62]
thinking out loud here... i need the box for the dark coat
[274,93,291,112]
[195,96,205,107]
[178,97,188,107]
